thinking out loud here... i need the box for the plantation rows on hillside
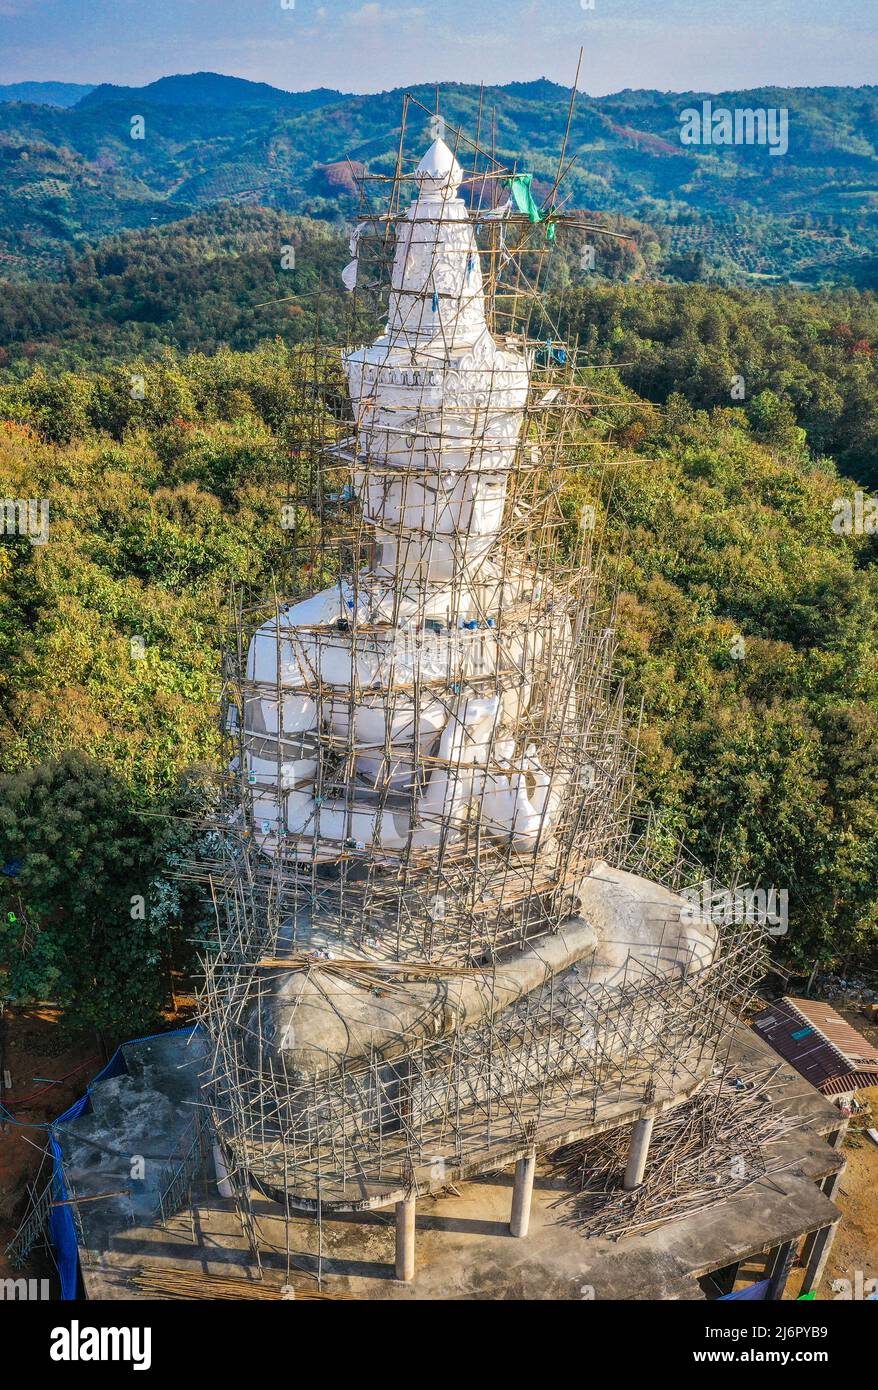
[1,76,877,282]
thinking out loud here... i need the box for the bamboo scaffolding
[127,1268,353,1300]
[549,1066,805,1241]
[189,96,767,1226]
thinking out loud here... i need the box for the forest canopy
[0,132,877,1037]
[0,327,876,1038]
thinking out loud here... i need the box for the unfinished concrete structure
[197,102,765,1281]
[12,1021,848,1301]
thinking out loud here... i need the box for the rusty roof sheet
[786,997,878,1069]
[752,997,878,1095]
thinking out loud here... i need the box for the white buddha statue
[243,138,572,861]
[220,138,721,1181]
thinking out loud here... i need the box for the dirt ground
[0,1006,99,1292]
[809,997,878,1299]
[819,1084,878,1300]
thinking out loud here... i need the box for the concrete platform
[85,1152,840,1301]
[53,1023,847,1300]
[54,1030,209,1256]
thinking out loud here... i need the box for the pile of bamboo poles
[127,1267,353,1300]
[549,1066,804,1241]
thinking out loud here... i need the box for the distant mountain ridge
[0,81,95,107]
[0,72,876,285]
[75,71,347,112]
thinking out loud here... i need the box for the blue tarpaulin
[719,1279,771,1300]
[47,1132,80,1300]
[48,1024,199,1299]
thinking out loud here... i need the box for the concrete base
[55,1023,849,1302]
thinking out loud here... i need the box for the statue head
[413,136,463,202]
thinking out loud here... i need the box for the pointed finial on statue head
[415,137,463,200]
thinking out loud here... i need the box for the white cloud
[349,2,426,25]
[350,2,383,21]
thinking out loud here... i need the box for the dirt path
[820,1084,878,1300]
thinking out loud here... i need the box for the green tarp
[506,174,556,241]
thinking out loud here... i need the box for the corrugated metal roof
[821,1072,878,1097]
[786,997,878,1069]
[751,996,878,1095]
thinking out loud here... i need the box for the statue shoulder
[246,587,349,682]
[259,587,348,635]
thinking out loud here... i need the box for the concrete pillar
[821,1164,845,1203]
[212,1142,234,1199]
[800,1227,818,1267]
[802,1161,845,1263]
[623,1116,655,1191]
[828,1119,849,1150]
[395,1195,416,1282]
[510,1151,537,1238]
[766,1239,795,1301]
[799,1222,839,1297]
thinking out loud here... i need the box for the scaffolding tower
[196,97,766,1227]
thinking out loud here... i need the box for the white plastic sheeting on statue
[243,139,571,858]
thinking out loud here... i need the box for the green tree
[0,751,185,1043]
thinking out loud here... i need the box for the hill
[0,204,874,495]
[75,72,345,112]
[0,75,875,283]
[0,201,653,370]
[1,341,876,1035]
[0,208,357,365]
[0,81,95,108]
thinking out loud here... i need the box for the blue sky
[0,0,872,95]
